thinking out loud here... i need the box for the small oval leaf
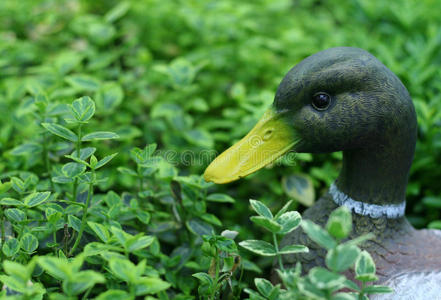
[82,131,119,141]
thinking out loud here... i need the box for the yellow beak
[204,107,298,184]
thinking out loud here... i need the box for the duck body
[279,194,441,299]
[204,47,441,299]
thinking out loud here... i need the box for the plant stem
[0,211,5,262]
[52,229,57,254]
[138,165,144,194]
[129,284,136,298]
[210,250,221,300]
[0,210,5,244]
[234,265,244,299]
[63,223,70,256]
[42,132,54,191]
[359,282,366,300]
[273,233,284,271]
[69,180,93,256]
[82,286,93,300]
[71,124,82,203]
[18,208,28,238]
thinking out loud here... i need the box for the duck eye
[312,92,331,110]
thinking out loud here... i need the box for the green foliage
[0,0,439,298]
[243,204,392,299]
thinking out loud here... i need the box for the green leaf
[0,198,23,206]
[88,221,110,243]
[250,216,282,233]
[130,145,158,165]
[239,240,277,256]
[87,22,116,45]
[42,123,78,142]
[70,147,96,160]
[0,275,25,293]
[278,244,309,255]
[70,96,95,122]
[274,200,293,219]
[249,199,273,219]
[255,278,274,298]
[345,233,374,246]
[65,74,100,91]
[105,1,130,22]
[428,220,441,230]
[244,288,266,300]
[117,167,138,176]
[127,235,155,252]
[363,285,394,294]
[282,174,315,207]
[46,207,62,224]
[331,293,358,300]
[62,270,105,296]
[3,260,31,281]
[301,220,336,250]
[78,171,94,183]
[108,258,135,282]
[184,129,213,148]
[206,193,235,203]
[0,181,12,194]
[135,210,151,224]
[326,206,352,239]
[356,273,378,282]
[54,50,83,74]
[82,131,119,141]
[52,176,74,184]
[200,213,222,226]
[95,153,118,169]
[186,218,214,236]
[96,82,124,112]
[38,256,70,280]
[62,162,86,178]
[342,279,361,292]
[326,244,361,272]
[276,211,302,235]
[110,226,130,247]
[134,276,171,296]
[213,237,237,253]
[96,290,131,300]
[308,267,346,289]
[355,250,377,282]
[64,155,90,167]
[297,277,327,299]
[5,208,26,222]
[166,58,197,88]
[20,233,39,253]
[192,272,213,286]
[68,215,82,232]
[24,191,51,208]
[2,238,20,257]
[11,177,25,194]
[422,196,441,208]
[10,142,42,156]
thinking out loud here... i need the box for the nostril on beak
[263,129,274,141]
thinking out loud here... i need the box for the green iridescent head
[204,47,417,185]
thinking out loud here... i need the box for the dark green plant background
[1,0,441,298]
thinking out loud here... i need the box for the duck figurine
[204,47,441,299]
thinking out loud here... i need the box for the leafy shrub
[0,0,440,298]
[239,201,392,300]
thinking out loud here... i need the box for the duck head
[204,47,417,205]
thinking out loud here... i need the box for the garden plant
[1,0,441,299]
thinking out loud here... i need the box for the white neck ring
[329,183,405,219]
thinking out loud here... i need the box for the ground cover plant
[1,0,441,299]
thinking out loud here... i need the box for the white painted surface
[329,183,405,218]
[370,272,441,300]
